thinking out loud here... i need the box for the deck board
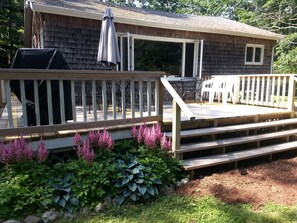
[178,128,297,153]
[183,141,297,170]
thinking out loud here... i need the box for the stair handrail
[161,77,195,159]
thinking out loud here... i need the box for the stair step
[166,118,297,138]
[177,128,297,154]
[182,141,297,170]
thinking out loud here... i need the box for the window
[245,44,264,65]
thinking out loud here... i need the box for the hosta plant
[113,153,162,205]
[49,173,79,213]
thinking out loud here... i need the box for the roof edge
[29,1,284,41]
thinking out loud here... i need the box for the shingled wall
[37,13,275,74]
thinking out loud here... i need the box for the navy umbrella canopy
[97,7,121,67]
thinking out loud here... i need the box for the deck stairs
[165,112,297,172]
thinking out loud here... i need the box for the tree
[0,0,24,68]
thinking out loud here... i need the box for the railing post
[287,75,295,111]
[233,76,241,104]
[172,99,181,160]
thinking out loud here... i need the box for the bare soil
[176,154,297,209]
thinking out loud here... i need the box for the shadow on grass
[56,195,297,223]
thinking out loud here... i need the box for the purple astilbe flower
[1,144,13,164]
[73,132,83,146]
[160,134,172,151]
[76,144,83,159]
[153,124,164,141]
[81,140,95,164]
[88,130,100,147]
[137,124,147,143]
[131,126,138,138]
[37,138,49,163]
[143,127,157,149]
[12,137,34,162]
[98,128,114,150]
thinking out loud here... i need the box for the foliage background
[1,0,296,72]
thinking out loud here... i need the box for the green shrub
[0,161,53,219]
[113,153,162,205]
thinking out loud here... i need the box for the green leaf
[138,185,147,195]
[130,193,137,201]
[69,197,79,206]
[127,160,138,168]
[65,206,73,214]
[134,178,144,184]
[115,195,125,205]
[147,186,155,196]
[63,187,71,193]
[132,167,140,174]
[63,174,72,183]
[152,178,162,185]
[128,174,134,180]
[122,177,130,185]
[137,171,144,178]
[53,195,60,203]
[58,199,66,208]
[63,194,70,201]
[128,182,137,192]
[138,165,146,170]
[123,188,131,197]
[153,186,159,195]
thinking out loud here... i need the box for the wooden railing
[0,69,164,137]
[161,77,195,159]
[203,74,296,111]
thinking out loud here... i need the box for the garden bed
[176,153,297,209]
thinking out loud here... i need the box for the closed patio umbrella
[97,7,120,67]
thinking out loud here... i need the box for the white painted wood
[147,80,152,116]
[121,80,126,119]
[161,77,195,120]
[33,81,41,126]
[139,81,143,117]
[255,76,260,105]
[181,42,186,77]
[46,80,53,125]
[265,77,270,106]
[59,80,66,124]
[172,99,181,159]
[4,80,13,128]
[92,80,97,121]
[81,80,87,122]
[102,80,107,120]
[281,76,287,107]
[199,40,204,79]
[251,76,255,104]
[130,80,135,118]
[246,76,250,104]
[155,80,160,116]
[131,35,135,71]
[20,80,28,127]
[70,80,76,123]
[112,80,117,119]
[271,76,276,107]
[127,33,131,71]
[276,76,281,107]
[260,76,265,106]
[240,76,245,103]
[287,75,295,111]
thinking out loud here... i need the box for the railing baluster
[265,76,270,106]
[246,77,250,104]
[260,76,265,106]
[255,77,260,105]
[121,80,126,119]
[130,80,135,118]
[59,80,66,124]
[82,80,87,122]
[46,80,53,125]
[112,80,117,119]
[139,81,143,117]
[92,80,97,121]
[20,80,28,127]
[271,76,276,107]
[71,80,76,123]
[147,80,152,116]
[281,76,287,107]
[276,76,281,107]
[102,80,107,120]
[33,80,41,126]
[4,80,14,128]
[251,77,255,104]
[240,77,245,103]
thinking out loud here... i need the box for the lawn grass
[57,195,297,223]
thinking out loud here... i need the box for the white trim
[245,44,264,66]
[40,27,44,48]
[199,40,204,78]
[131,34,197,43]
[182,42,186,77]
[28,1,283,41]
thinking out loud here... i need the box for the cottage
[24,0,283,76]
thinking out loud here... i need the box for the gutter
[28,1,284,41]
